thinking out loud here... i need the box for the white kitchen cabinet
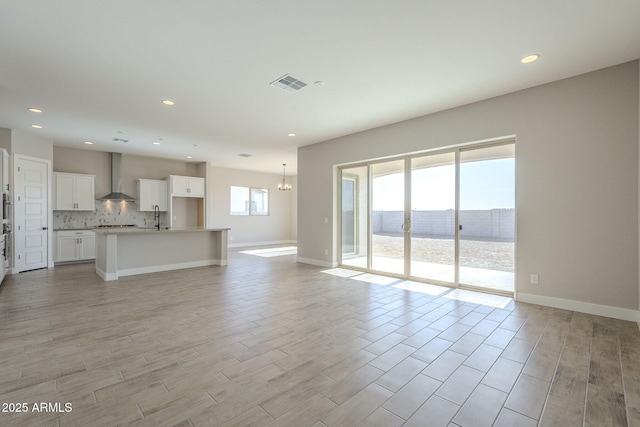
[137,179,168,211]
[55,230,96,262]
[169,175,205,197]
[53,172,95,211]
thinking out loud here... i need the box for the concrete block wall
[372,209,515,240]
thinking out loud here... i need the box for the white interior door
[15,156,49,272]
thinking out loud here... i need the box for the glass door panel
[371,160,405,275]
[459,143,515,292]
[341,166,368,269]
[410,152,456,283]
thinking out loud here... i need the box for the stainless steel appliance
[0,233,6,281]
[2,192,10,228]
[1,192,10,277]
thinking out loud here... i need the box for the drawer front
[56,230,96,238]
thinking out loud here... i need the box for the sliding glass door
[410,152,456,284]
[340,165,368,269]
[371,160,405,275]
[459,144,515,291]
[338,140,515,294]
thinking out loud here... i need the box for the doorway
[339,140,515,294]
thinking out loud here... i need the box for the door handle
[459,225,463,231]
[42,227,48,230]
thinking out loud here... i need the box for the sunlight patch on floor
[443,288,512,308]
[239,246,297,257]
[349,273,400,286]
[393,280,450,296]
[321,268,363,278]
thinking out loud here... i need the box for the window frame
[230,185,270,216]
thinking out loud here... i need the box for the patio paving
[342,234,515,294]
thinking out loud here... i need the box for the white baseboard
[96,266,116,281]
[296,257,338,268]
[229,240,297,249]
[517,292,640,323]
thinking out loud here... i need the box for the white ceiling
[0,1,638,175]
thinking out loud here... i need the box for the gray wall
[205,164,297,247]
[52,148,297,247]
[298,61,639,311]
[53,147,201,198]
[11,129,54,160]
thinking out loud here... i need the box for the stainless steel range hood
[98,153,136,201]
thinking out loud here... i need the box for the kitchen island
[95,227,229,281]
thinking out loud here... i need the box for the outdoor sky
[372,158,515,211]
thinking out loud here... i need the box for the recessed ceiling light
[152,141,161,145]
[186,156,193,159]
[31,124,42,129]
[84,141,93,145]
[288,133,296,137]
[521,54,539,64]
[162,99,175,106]
[314,81,326,86]
[28,107,42,113]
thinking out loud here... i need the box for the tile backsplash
[53,201,164,229]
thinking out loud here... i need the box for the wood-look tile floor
[1,249,639,426]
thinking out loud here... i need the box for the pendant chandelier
[278,163,292,191]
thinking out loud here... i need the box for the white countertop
[94,227,230,235]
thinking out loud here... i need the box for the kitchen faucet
[153,205,160,230]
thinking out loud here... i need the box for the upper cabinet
[53,172,95,211]
[169,175,205,197]
[138,179,168,211]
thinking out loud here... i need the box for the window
[230,186,269,216]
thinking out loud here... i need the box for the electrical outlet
[531,274,539,285]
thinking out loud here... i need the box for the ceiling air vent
[270,74,308,93]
